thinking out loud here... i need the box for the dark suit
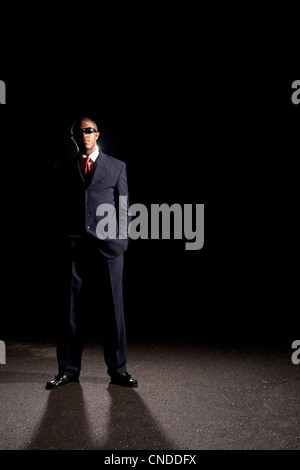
[53,150,130,377]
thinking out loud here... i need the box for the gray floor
[0,340,299,450]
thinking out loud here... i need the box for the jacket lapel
[88,151,108,188]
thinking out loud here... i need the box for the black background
[0,12,299,465]
[0,45,298,349]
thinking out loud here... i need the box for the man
[46,116,137,389]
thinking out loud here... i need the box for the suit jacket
[53,151,130,259]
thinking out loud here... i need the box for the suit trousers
[56,236,127,377]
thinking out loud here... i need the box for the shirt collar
[81,148,99,162]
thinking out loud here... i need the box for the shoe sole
[110,380,138,388]
[45,378,79,390]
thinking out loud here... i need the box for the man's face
[73,119,99,154]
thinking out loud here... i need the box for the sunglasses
[73,127,98,135]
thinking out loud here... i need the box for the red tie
[84,156,91,174]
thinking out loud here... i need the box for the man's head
[71,117,100,155]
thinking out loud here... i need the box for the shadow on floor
[25,383,176,450]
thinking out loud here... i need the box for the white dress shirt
[81,148,99,162]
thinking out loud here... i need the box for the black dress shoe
[110,371,138,388]
[45,374,79,390]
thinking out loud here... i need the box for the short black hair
[71,116,98,135]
